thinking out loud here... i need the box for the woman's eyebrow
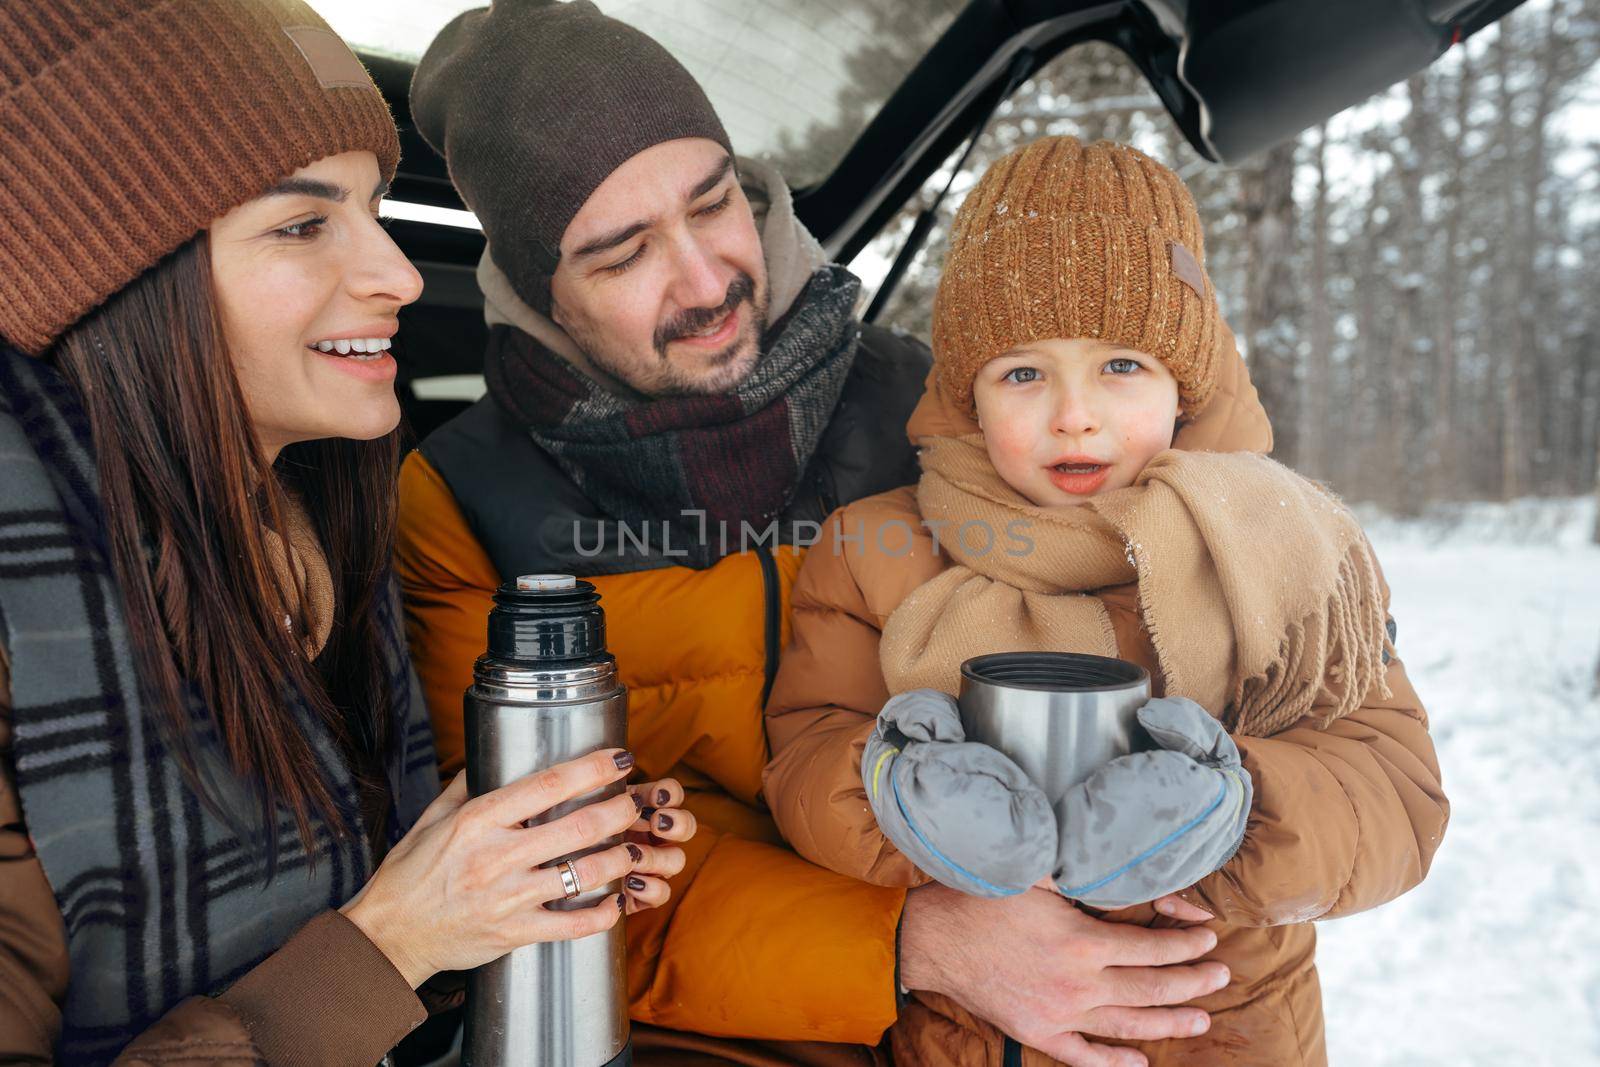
[257,177,388,204]
[263,177,348,202]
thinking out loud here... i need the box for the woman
[0,2,694,1063]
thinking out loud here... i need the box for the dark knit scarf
[0,347,438,1065]
[486,264,860,564]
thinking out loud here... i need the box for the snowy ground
[1317,497,1600,1066]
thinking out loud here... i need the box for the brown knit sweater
[0,501,429,1066]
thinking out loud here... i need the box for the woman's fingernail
[626,876,647,892]
[626,843,643,864]
[656,788,671,806]
[612,751,635,771]
[656,812,674,832]
[616,893,627,911]
[631,791,646,811]
[1156,900,1173,915]
[1189,1014,1210,1036]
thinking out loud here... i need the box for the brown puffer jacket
[762,337,1449,1067]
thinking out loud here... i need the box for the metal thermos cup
[462,574,631,1067]
[957,652,1151,804]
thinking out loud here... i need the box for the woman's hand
[340,749,691,988]
[620,776,695,914]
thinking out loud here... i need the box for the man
[398,3,1250,1063]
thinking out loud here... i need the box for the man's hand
[899,883,1230,1067]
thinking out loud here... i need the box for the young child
[762,137,1448,1066]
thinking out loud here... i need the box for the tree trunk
[1303,125,1332,482]
[1430,47,1470,503]
[1592,426,1600,545]
[1239,139,1301,466]
[1495,22,1524,501]
[1515,4,1565,496]
[1388,72,1429,514]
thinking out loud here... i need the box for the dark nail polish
[612,751,635,771]
[640,806,657,821]
[656,812,674,832]
[626,876,647,892]
[631,791,646,811]
[626,843,643,864]
[616,893,627,911]
[656,788,671,806]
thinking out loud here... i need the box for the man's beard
[566,272,770,397]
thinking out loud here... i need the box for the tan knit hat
[931,137,1222,416]
[0,0,400,355]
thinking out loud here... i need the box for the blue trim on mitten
[1058,775,1231,898]
[891,771,1023,897]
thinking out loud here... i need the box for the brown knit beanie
[931,137,1223,417]
[0,0,399,356]
[410,0,732,315]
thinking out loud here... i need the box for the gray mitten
[861,689,1056,897]
[1053,697,1252,909]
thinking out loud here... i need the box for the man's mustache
[655,273,756,356]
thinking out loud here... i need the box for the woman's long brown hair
[51,235,399,867]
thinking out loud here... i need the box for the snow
[1317,496,1600,1066]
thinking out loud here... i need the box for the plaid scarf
[486,265,860,566]
[0,347,438,1064]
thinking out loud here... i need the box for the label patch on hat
[284,27,371,89]
[1168,240,1206,299]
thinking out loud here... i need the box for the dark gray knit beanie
[411,0,733,313]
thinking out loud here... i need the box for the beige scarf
[879,435,1391,737]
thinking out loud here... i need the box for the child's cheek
[1122,403,1179,465]
[982,418,1042,488]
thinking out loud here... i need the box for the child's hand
[861,689,1056,896]
[1052,697,1252,910]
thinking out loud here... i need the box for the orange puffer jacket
[398,457,913,1046]
[762,340,1449,1067]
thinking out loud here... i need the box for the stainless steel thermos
[463,574,631,1067]
[957,652,1151,803]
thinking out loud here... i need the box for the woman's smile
[306,326,399,382]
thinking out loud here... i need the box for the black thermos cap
[486,574,607,664]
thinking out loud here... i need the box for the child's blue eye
[1004,367,1040,384]
[1105,358,1141,375]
